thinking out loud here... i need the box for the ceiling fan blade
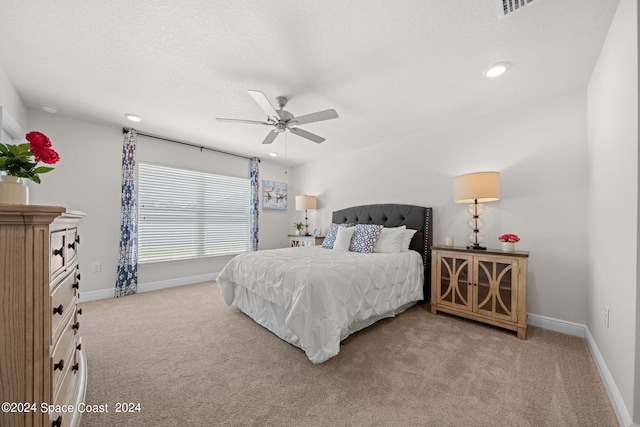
[248,90,282,120]
[216,118,272,125]
[291,109,338,126]
[289,127,325,144]
[262,129,280,144]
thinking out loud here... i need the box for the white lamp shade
[453,171,501,203]
[295,195,317,211]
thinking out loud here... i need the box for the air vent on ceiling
[496,0,536,18]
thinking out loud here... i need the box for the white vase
[501,241,515,252]
[0,175,29,205]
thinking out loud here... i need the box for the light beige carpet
[78,282,618,427]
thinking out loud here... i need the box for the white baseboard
[528,313,633,427]
[78,273,218,302]
[527,313,586,337]
[584,328,635,427]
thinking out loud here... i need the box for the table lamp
[453,171,500,250]
[295,195,317,236]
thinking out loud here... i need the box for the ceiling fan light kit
[217,90,338,145]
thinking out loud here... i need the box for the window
[138,162,251,263]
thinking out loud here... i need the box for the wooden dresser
[0,205,87,427]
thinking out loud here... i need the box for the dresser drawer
[51,315,76,397]
[51,273,77,343]
[50,351,78,427]
[66,227,79,267]
[50,229,67,281]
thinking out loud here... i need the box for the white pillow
[333,227,355,251]
[401,229,417,251]
[373,226,406,253]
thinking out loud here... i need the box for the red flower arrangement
[27,131,60,165]
[0,131,59,183]
[498,234,520,243]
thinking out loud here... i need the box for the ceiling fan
[216,90,338,144]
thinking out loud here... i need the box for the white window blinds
[138,162,251,263]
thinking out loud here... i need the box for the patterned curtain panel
[250,157,259,251]
[115,129,138,297]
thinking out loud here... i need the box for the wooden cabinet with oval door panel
[430,246,529,339]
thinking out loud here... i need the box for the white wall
[292,88,589,324]
[587,0,638,421]
[0,65,27,127]
[16,109,290,297]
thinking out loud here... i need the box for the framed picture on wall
[263,180,287,210]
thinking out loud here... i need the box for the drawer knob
[76,343,82,351]
[68,241,76,250]
[72,281,80,290]
[53,304,64,315]
[72,362,79,372]
[77,308,83,315]
[76,273,81,281]
[52,247,64,257]
[52,415,62,427]
[75,235,80,244]
[54,359,64,371]
[72,322,80,331]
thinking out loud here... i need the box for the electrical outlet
[91,262,101,273]
[604,306,610,328]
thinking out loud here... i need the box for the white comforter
[217,246,424,363]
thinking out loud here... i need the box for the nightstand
[288,235,324,247]
[430,245,529,339]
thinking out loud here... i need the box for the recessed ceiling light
[485,62,511,78]
[269,152,278,157]
[41,104,59,114]
[124,113,141,122]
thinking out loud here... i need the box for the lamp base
[466,244,487,250]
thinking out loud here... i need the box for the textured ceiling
[0,0,619,166]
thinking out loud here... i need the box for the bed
[217,204,433,363]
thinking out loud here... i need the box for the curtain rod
[122,127,259,161]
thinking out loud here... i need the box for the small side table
[288,235,324,247]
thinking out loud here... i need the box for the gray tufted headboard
[331,204,433,302]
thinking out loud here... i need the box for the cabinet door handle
[75,235,80,244]
[72,322,80,331]
[53,304,64,315]
[54,359,64,371]
[52,415,62,427]
[76,273,81,281]
[68,241,76,250]
[72,362,79,372]
[72,281,80,290]
[52,247,64,257]
[77,308,83,315]
[76,343,82,351]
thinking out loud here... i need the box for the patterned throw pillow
[349,224,383,253]
[322,223,355,249]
